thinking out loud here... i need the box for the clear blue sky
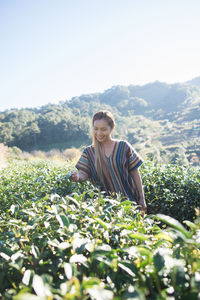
[0,0,200,111]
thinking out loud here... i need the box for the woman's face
[93,119,113,143]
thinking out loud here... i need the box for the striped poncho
[75,140,143,203]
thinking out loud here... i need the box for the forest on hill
[0,78,200,165]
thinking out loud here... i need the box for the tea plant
[0,160,90,211]
[141,161,200,222]
[0,160,200,299]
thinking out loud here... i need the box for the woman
[70,111,147,214]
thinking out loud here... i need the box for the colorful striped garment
[75,140,143,203]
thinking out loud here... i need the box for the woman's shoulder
[83,144,95,154]
[117,140,137,154]
[115,139,132,148]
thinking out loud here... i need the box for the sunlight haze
[0,0,200,111]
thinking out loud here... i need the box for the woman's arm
[130,168,147,214]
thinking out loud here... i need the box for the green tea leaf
[93,217,110,230]
[153,252,165,272]
[58,242,71,250]
[69,254,88,264]
[32,275,50,297]
[64,263,73,280]
[22,269,34,286]
[0,252,10,261]
[118,262,136,277]
[87,287,113,300]
[66,195,80,208]
[117,200,134,207]
[13,293,46,300]
[128,233,149,241]
[154,214,190,238]
[31,245,40,259]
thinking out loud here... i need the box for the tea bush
[0,160,90,211]
[0,160,200,299]
[141,161,200,222]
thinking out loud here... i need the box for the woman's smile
[97,135,105,140]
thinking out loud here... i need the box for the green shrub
[141,161,200,222]
[0,160,90,211]
[0,161,200,299]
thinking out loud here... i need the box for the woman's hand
[70,170,89,182]
[130,169,147,216]
[138,198,147,215]
[70,171,80,182]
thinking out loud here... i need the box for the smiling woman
[70,111,147,214]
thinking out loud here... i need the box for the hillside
[186,76,200,87]
[0,78,200,165]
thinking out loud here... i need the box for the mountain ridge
[0,77,199,165]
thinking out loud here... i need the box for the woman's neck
[101,137,114,146]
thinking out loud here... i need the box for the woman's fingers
[138,201,147,215]
[70,171,79,182]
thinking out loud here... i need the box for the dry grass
[0,144,82,165]
[0,143,8,168]
[62,147,81,161]
[15,147,82,163]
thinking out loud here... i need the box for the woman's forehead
[93,119,109,127]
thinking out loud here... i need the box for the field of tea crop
[0,161,200,299]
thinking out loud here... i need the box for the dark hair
[92,111,115,130]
